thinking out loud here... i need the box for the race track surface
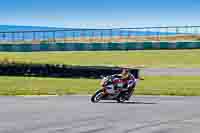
[142,68,200,76]
[0,96,200,133]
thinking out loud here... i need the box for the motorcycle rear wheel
[116,96,126,103]
[116,92,127,103]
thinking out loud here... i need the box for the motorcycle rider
[108,68,137,100]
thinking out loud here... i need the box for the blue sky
[0,0,199,28]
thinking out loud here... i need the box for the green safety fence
[0,42,200,52]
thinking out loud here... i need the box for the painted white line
[19,95,59,97]
[19,94,92,98]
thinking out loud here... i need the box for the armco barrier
[0,42,200,51]
[0,63,139,79]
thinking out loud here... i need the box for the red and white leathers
[110,73,136,92]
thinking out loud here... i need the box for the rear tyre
[91,90,104,103]
[117,97,126,103]
[116,93,126,103]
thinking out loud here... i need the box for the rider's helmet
[121,68,131,79]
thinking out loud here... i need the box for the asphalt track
[142,68,200,76]
[0,96,200,133]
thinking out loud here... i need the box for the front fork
[101,87,109,97]
[126,84,136,100]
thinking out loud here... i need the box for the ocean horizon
[0,25,185,41]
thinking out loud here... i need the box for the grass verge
[0,76,200,96]
[0,50,200,68]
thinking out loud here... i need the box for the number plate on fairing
[117,83,123,88]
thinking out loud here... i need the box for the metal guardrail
[0,26,200,43]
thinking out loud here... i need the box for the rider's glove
[127,80,135,88]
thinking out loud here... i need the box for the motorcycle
[91,75,138,103]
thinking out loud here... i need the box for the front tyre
[91,90,104,103]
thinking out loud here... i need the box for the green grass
[0,76,200,96]
[0,50,200,68]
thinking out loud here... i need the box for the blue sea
[0,25,179,41]
[0,25,65,32]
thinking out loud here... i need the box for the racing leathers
[108,73,136,96]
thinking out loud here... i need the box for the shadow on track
[99,101,157,104]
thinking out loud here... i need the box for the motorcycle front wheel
[91,89,104,103]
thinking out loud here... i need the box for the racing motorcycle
[91,75,138,103]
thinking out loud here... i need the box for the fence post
[63,31,66,43]
[53,31,56,43]
[91,31,94,43]
[157,28,160,41]
[81,30,85,42]
[3,33,6,41]
[12,32,15,43]
[72,32,75,42]
[101,30,104,42]
[33,32,36,41]
[119,30,122,42]
[42,32,45,42]
[110,29,113,43]
[176,27,179,35]
[166,27,169,36]
[22,32,25,42]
